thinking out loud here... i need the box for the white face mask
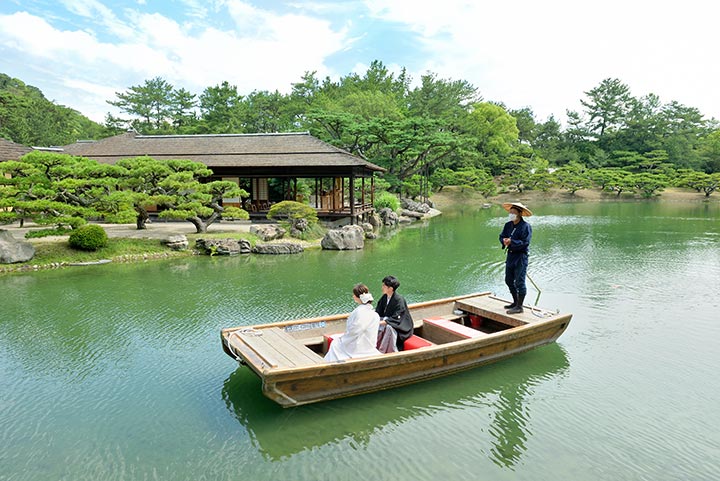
[508,213,517,222]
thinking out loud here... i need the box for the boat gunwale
[220,291,493,337]
[257,313,571,376]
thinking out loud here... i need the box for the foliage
[449,167,497,196]
[429,168,456,192]
[114,157,248,232]
[0,73,105,146]
[551,162,593,194]
[630,173,669,198]
[266,201,318,224]
[24,226,73,239]
[0,151,119,227]
[220,206,250,220]
[68,224,108,251]
[500,156,534,193]
[373,191,400,211]
[4,66,720,210]
[677,171,720,197]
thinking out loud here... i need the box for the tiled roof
[0,138,32,161]
[62,131,385,172]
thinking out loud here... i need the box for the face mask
[508,213,517,221]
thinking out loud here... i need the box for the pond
[1,201,719,480]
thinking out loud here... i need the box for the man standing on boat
[499,202,533,314]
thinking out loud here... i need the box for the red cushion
[404,334,434,350]
[423,317,485,338]
[324,333,342,351]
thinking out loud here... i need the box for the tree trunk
[136,209,149,230]
[188,216,207,233]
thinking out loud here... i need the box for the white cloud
[364,0,720,121]
[0,3,351,122]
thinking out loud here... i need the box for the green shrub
[221,206,250,221]
[25,226,73,239]
[68,224,108,251]
[267,201,318,225]
[374,191,400,211]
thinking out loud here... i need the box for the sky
[1,0,718,125]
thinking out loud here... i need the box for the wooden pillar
[361,177,366,207]
[349,174,356,224]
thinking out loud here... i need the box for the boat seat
[403,334,435,350]
[423,317,488,339]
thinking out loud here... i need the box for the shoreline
[2,187,717,275]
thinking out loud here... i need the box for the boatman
[499,202,533,314]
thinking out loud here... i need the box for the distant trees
[0,73,104,146]
[3,66,720,203]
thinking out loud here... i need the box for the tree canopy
[2,66,719,203]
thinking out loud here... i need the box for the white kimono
[324,303,381,362]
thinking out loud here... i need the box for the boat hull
[221,293,572,407]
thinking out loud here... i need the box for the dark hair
[381,275,400,291]
[353,283,370,298]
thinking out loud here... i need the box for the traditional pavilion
[61,131,385,224]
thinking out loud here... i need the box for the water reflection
[222,344,569,466]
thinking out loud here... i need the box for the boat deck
[228,327,324,370]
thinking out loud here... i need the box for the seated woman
[324,284,381,362]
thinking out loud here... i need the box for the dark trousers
[505,254,528,297]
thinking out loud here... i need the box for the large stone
[321,225,365,250]
[252,242,304,255]
[162,234,188,251]
[368,213,381,228]
[250,224,286,241]
[377,208,399,227]
[401,198,431,213]
[0,230,35,264]
[195,238,244,255]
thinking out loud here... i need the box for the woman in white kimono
[324,284,381,362]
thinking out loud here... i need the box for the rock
[162,234,188,251]
[195,238,244,255]
[321,225,365,250]
[292,218,309,232]
[368,213,381,228]
[400,209,424,219]
[365,232,378,239]
[289,218,309,238]
[252,242,304,255]
[360,222,374,233]
[0,230,35,264]
[398,216,414,224]
[378,208,399,227]
[250,224,286,241]
[401,198,431,213]
[239,239,251,254]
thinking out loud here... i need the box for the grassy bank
[0,237,193,274]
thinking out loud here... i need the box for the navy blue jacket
[499,219,532,256]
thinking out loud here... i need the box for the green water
[1,201,719,481]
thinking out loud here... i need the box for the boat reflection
[222,343,570,466]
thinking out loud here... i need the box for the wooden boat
[221,292,572,407]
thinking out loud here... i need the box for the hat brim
[502,202,533,217]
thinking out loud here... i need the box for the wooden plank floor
[236,327,325,369]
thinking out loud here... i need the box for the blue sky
[1,0,718,125]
